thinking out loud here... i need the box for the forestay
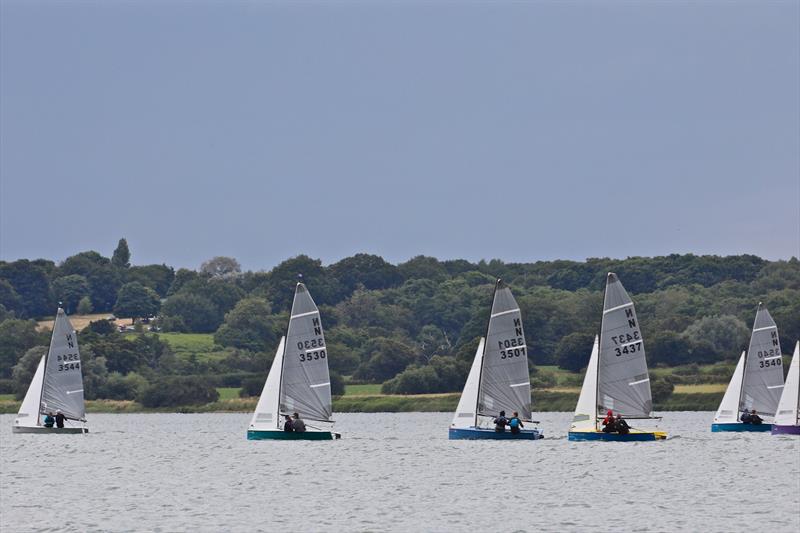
[40,309,85,421]
[713,352,745,424]
[249,337,285,430]
[740,304,784,417]
[570,336,599,431]
[280,283,332,422]
[598,273,653,417]
[477,280,531,421]
[451,338,485,428]
[774,342,799,427]
[15,355,45,428]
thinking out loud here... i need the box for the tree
[354,338,417,382]
[77,296,94,314]
[0,319,47,378]
[11,345,47,399]
[200,256,241,278]
[137,376,219,407]
[114,282,161,320]
[214,297,278,352]
[554,332,597,372]
[52,275,90,314]
[0,279,22,316]
[160,293,221,333]
[112,238,131,268]
[0,260,53,317]
[681,315,749,358]
[328,253,403,297]
[125,264,174,297]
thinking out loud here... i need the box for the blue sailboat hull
[448,427,543,440]
[711,423,772,432]
[568,430,667,442]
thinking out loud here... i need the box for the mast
[474,279,500,428]
[595,274,611,431]
[275,284,299,429]
[37,309,61,426]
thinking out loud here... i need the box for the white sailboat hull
[12,425,87,434]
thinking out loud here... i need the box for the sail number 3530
[297,338,326,362]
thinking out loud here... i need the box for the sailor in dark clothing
[283,414,294,432]
[615,414,630,435]
[493,411,508,432]
[55,411,65,429]
[602,410,617,433]
[291,412,306,433]
[748,409,763,425]
[43,413,55,428]
[740,410,753,423]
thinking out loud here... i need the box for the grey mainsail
[280,283,332,422]
[477,280,531,420]
[597,273,653,418]
[40,309,86,421]
[740,304,784,417]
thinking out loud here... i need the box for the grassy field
[37,313,133,332]
[344,384,383,396]
[155,333,229,362]
[216,387,240,400]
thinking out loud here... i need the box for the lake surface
[1,412,798,532]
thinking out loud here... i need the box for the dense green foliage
[0,243,797,403]
[137,376,219,407]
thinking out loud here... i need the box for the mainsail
[713,352,746,424]
[773,341,799,427]
[476,280,531,421]
[451,338,485,428]
[14,355,45,428]
[570,336,599,431]
[249,337,285,430]
[597,273,653,417]
[279,283,332,422]
[739,304,784,417]
[40,309,86,421]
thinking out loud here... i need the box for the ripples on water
[1,412,798,532]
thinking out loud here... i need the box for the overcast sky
[1,1,798,271]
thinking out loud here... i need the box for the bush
[650,375,675,403]
[0,378,14,394]
[330,371,345,396]
[239,376,265,398]
[100,372,147,400]
[554,332,596,372]
[532,370,557,389]
[137,376,219,407]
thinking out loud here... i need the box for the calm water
[1,412,798,532]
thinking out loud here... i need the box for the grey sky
[1,1,798,271]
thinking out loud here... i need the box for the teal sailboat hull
[247,429,339,440]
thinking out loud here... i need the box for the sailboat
[13,308,88,434]
[449,279,543,440]
[247,282,340,440]
[772,341,799,435]
[711,303,784,432]
[568,273,666,441]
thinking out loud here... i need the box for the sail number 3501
[499,338,525,359]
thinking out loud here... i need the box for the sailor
[291,412,306,433]
[43,413,55,428]
[508,411,524,435]
[615,414,630,435]
[493,411,508,432]
[283,414,294,432]
[55,410,65,429]
[740,409,753,423]
[748,409,763,425]
[601,410,617,433]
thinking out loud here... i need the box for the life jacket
[509,418,519,428]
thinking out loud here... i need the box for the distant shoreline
[0,390,724,415]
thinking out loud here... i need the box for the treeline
[0,240,798,402]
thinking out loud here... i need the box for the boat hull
[448,427,543,440]
[711,423,772,432]
[568,430,667,442]
[12,426,87,434]
[771,424,800,435]
[247,430,340,440]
